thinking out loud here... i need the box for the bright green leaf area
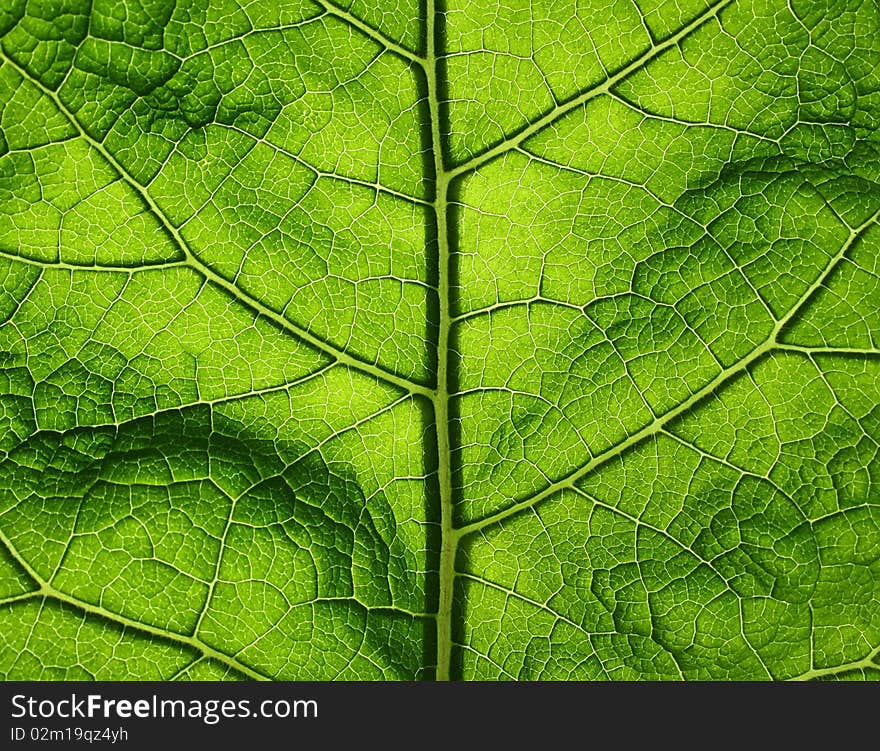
[1,0,879,681]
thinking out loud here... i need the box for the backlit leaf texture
[1,0,878,680]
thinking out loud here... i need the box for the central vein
[424,0,456,681]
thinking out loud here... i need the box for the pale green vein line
[230,392,414,501]
[314,0,426,65]
[457,572,600,642]
[738,597,775,680]
[191,248,432,398]
[0,247,187,273]
[790,643,880,681]
[782,210,880,317]
[0,364,340,449]
[456,644,518,679]
[569,486,757,620]
[452,295,588,324]
[166,656,205,682]
[455,352,768,540]
[0,528,45,589]
[53,592,265,681]
[0,267,42,329]
[661,429,805,510]
[0,591,41,607]
[448,0,735,179]
[311,599,433,619]
[794,355,877,446]
[458,207,880,538]
[512,146,680,207]
[457,572,685,680]
[0,528,270,681]
[220,122,432,207]
[0,52,433,400]
[200,362,339,408]
[425,0,456,682]
[293,393,414,458]
[775,344,880,357]
[606,89,781,145]
[191,481,239,641]
[179,14,328,60]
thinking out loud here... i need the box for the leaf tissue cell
[1,0,878,681]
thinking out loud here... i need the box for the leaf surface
[1,0,878,680]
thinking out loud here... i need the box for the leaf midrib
[423,0,456,681]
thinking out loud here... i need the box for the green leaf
[1,0,878,681]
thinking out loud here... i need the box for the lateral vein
[313,0,427,65]
[0,52,433,400]
[0,527,269,681]
[448,0,736,180]
[457,207,880,538]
